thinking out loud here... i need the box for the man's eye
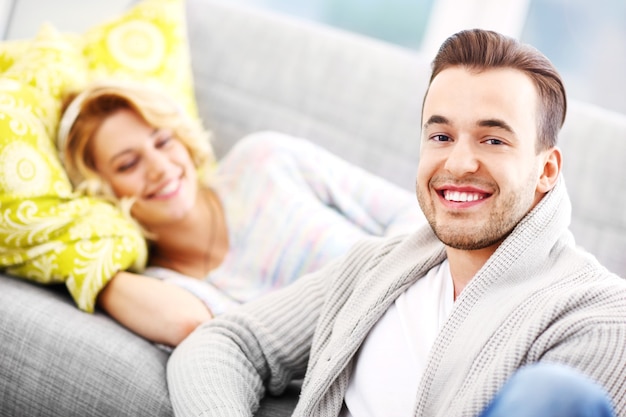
[485,138,504,145]
[431,134,451,142]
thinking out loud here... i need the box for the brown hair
[59,82,214,199]
[427,29,567,150]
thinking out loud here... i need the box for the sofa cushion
[0,275,173,417]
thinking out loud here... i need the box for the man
[167,29,626,416]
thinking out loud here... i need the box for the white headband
[57,89,90,165]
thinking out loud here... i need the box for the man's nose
[443,139,479,176]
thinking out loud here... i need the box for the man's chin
[433,227,505,251]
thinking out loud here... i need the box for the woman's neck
[149,188,229,278]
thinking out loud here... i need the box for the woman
[58,82,424,346]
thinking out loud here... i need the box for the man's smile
[434,185,493,209]
[442,189,488,202]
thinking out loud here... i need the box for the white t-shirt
[342,259,454,417]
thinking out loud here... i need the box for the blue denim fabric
[480,363,615,417]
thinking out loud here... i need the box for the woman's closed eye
[155,131,174,148]
[116,157,139,173]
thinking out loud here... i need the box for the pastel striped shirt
[146,131,426,315]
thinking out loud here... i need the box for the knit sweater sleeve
[165,265,329,416]
[530,276,626,413]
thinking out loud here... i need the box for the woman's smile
[147,177,183,200]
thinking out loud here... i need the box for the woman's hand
[97,271,213,346]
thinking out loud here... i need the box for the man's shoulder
[338,227,446,284]
[547,244,626,312]
[555,242,624,282]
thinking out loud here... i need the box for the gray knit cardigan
[168,178,626,417]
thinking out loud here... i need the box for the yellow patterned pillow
[0,79,148,312]
[0,0,194,312]
[0,39,28,73]
[82,0,197,117]
[2,23,87,135]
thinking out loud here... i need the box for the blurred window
[228,0,436,50]
[521,0,626,114]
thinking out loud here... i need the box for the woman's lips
[148,178,181,199]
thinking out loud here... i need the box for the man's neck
[446,244,500,300]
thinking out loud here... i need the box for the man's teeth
[154,181,178,196]
[444,190,485,202]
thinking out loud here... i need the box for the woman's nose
[443,139,479,177]
[145,151,170,181]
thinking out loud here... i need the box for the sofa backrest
[559,101,626,277]
[186,0,430,192]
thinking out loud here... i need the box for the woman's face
[90,108,199,229]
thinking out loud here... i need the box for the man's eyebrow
[478,118,514,134]
[423,115,450,130]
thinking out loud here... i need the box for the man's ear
[537,147,562,193]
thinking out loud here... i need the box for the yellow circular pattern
[106,20,165,72]
[0,141,51,196]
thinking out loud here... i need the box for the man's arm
[538,318,626,414]
[167,258,337,417]
[97,271,213,346]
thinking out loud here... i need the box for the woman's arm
[226,132,426,237]
[97,271,213,346]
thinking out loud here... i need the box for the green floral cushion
[0,0,194,312]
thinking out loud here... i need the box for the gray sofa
[1,0,625,416]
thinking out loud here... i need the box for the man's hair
[428,29,567,150]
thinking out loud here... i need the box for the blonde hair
[58,82,215,200]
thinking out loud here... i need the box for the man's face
[417,67,550,251]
